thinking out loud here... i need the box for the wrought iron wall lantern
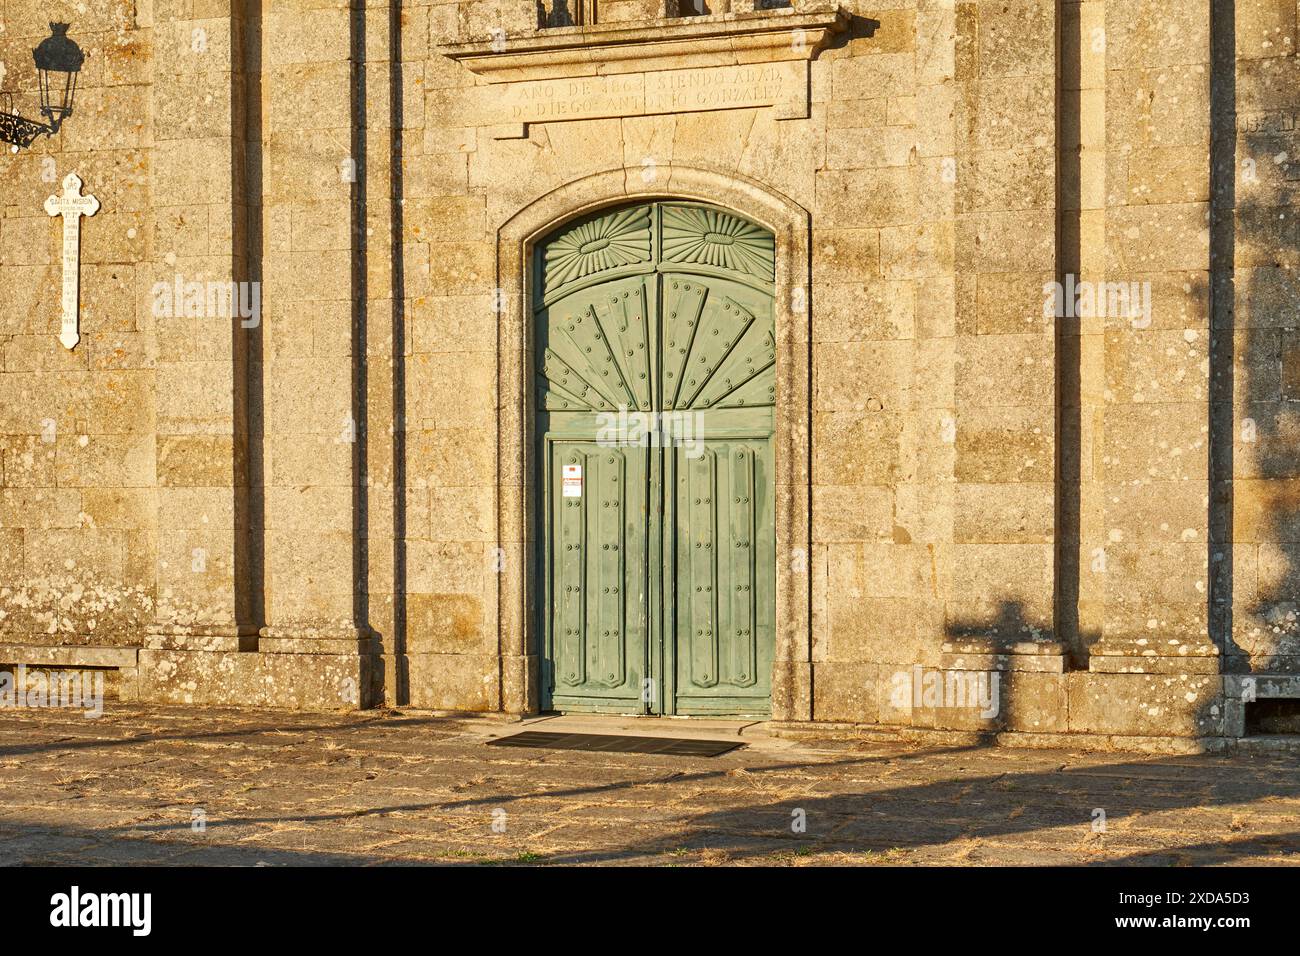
[1,23,86,152]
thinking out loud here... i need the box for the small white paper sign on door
[562,464,583,498]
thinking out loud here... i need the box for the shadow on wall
[538,0,578,28]
[937,3,1300,740]
[1220,3,1300,675]
[937,600,1029,738]
[946,600,1042,643]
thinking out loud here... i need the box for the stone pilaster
[255,0,377,706]
[141,2,258,690]
[851,0,958,727]
[1062,0,1108,662]
[407,5,501,714]
[947,0,1059,651]
[1226,0,1300,674]
[1089,0,1219,674]
[359,0,404,705]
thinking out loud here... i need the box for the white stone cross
[44,172,100,351]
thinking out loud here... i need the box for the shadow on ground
[1,708,1298,866]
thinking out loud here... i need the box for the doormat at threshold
[487,731,743,757]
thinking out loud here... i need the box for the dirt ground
[2,704,1298,866]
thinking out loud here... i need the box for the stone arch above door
[492,165,812,722]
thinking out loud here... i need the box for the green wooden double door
[536,202,777,716]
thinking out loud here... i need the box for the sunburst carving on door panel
[593,285,653,412]
[539,282,652,411]
[661,205,776,281]
[698,328,776,410]
[542,206,653,295]
[662,279,775,411]
[661,278,708,411]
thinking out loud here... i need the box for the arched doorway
[534,201,777,715]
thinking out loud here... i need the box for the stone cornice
[438,5,852,83]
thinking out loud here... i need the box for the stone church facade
[1,0,1298,747]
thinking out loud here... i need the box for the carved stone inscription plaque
[503,74,645,123]
[644,64,799,114]
[435,60,808,132]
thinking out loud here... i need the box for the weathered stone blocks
[0,0,1293,748]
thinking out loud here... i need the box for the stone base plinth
[501,653,539,715]
[809,657,1227,745]
[0,642,141,702]
[407,653,501,712]
[145,625,258,653]
[138,648,377,710]
[771,659,812,722]
[941,639,1067,673]
[0,644,141,702]
[1087,638,1220,675]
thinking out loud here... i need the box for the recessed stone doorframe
[493,164,812,720]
